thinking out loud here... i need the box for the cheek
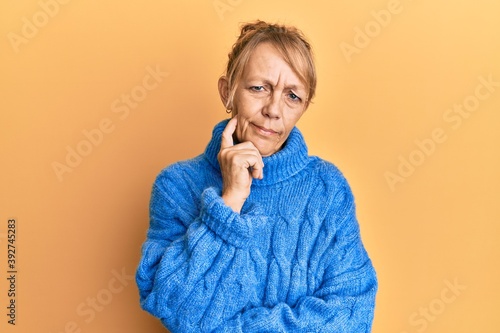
[235,114,249,141]
[288,110,305,126]
[282,113,299,127]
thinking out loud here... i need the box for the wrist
[221,191,246,213]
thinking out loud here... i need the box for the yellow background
[1,0,499,332]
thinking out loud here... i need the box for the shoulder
[305,157,355,214]
[153,154,209,191]
[149,155,215,220]
[308,157,352,193]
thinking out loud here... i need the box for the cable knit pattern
[136,119,378,332]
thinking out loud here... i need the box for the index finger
[220,117,238,149]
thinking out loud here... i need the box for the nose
[262,92,282,119]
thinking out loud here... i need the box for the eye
[250,86,265,92]
[288,92,302,102]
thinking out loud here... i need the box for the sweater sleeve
[136,171,265,332]
[137,166,377,333]
[215,175,378,333]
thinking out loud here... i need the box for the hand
[217,117,264,213]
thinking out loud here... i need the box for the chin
[257,145,278,157]
[240,133,282,157]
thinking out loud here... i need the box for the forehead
[242,42,306,90]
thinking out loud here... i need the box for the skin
[217,42,309,213]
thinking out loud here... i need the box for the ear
[218,76,231,110]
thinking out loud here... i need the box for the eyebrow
[247,77,306,92]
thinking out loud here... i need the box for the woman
[136,21,377,332]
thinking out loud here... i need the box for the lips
[252,123,278,136]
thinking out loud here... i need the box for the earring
[225,109,232,114]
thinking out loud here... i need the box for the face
[223,42,308,157]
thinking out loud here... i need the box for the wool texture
[136,119,378,332]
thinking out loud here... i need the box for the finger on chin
[221,117,238,148]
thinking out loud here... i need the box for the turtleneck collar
[204,119,310,186]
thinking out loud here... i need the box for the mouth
[251,123,278,136]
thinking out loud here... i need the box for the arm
[137,118,266,332]
[216,177,378,333]
[136,172,264,333]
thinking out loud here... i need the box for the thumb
[220,117,238,149]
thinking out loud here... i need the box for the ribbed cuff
[200,187,265,249]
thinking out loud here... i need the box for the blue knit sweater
[136,120,377,332]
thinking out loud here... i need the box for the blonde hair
[224,20,317,109]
